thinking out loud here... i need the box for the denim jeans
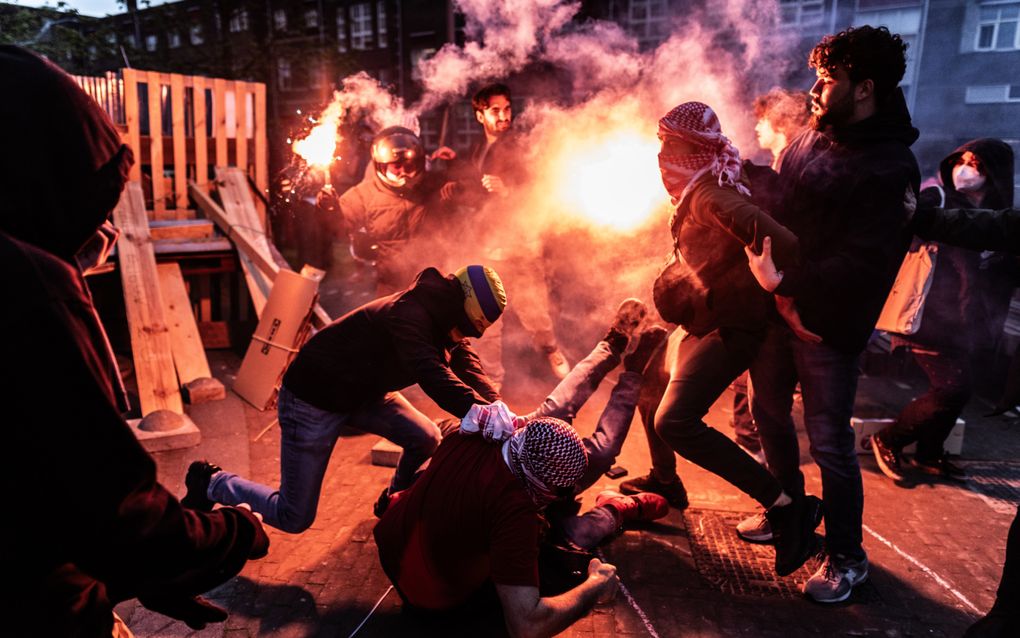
[209,385,440,533]
[749,321,865,560]
[653,328,782,508]
[524,340,641,492]
[881,348,971,461]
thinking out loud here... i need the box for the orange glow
[292,102,344,168]
[549,129,667,231]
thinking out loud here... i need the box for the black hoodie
[0,46,268,636]
[282,267,501,415]
[773,88,921,354]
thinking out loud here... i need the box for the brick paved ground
[116,321,1020,637]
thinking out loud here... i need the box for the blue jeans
[209,385,440,533]
[749,321,865,560]
[525,340,641,492]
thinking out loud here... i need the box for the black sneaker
[619,472,689,510]
[767,494,823,576]
[373,487,391,518]
[871,434,905,482]
[182,461,221,512]
[908,454,967,482]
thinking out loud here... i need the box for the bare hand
[430,146,457,161]
[235,502,264,522]
[439,181,458,201]
[481,174,508,197]
[903,186,917,222]
[775,296,822,343]
[587,558,619,603]
[316,186,338,213]
[744,236,783,292]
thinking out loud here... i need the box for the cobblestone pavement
[116,345,1020,637]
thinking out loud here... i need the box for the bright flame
[292,102,344,168]
[550,130,667,231]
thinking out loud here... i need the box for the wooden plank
[189,180,332,330]
[147,71,166,218]
[112,181,184,415]
[193,75,209,189]
[123,69,141,182]
[156,262,213,383]
[170,73,188,215]
[253,82,268,231]
[149,218,215,240]
[234,81,249,175]
[213,78,228,168]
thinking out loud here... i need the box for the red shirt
[374,432,541,609]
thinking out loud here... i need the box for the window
[351,3,372,50]
[145,34,158,51]
[377,2,388,48]
[965,84,1020,103]
[168,31,181,48]
[274,9,287,32]
[305,8,319,29]
[779,0,825,27]
[976,3,1020,51]
[336,12,348,52]
[190,24,204,46]
[229,8,249,33]
[278,58,292,90]
[410,47,436,80]
[628,0,669,46]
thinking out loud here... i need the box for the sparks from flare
[292,101,345,168]
[550,129,667,231]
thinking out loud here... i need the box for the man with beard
[741,26,921,603]
[448,83,571,384]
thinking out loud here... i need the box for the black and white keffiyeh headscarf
[657,101,751,207]
[502,417,588,508]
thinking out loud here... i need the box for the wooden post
[123,69,141,182]
[213,77,228,168]
[112,181,184,415]
[193,75,208,189]
[170,73,188,216]
[234,81,249,177]
[254,82,268,231]
[146,71,166,218]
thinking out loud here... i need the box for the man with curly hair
[742,26,921,602]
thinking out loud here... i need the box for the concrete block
[183,377,227,403]
[126,410,201,452]
[371,438,402,467]
[852,417,964,456]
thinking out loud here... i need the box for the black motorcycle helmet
[371,126,425,191]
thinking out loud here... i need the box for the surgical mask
[952,164,986,193]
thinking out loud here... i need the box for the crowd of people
[4,19,1020,638]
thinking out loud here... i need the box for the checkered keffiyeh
[502,417,588,507]
[657,101,751,206]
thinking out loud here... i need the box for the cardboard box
[852,417,965,456]
[233,269,320,410]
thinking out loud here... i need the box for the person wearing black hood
[185,265,507,533]
[0,46,270,636]
[741,26,921,604]
[872,139,1015,482]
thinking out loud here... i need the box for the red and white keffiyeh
[657,101,751,206]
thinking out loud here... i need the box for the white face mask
[952,164,986,193]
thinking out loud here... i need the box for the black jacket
[0,46,268,636]
[283,267,500,415]
[773,88,921,354]
[901,139,1015,352]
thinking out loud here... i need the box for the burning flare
[292,101,344,168]
[549,129,667,231]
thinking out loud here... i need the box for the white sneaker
[804,553,869,603]
[735,511,772,543]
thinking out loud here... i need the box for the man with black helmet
[327,126,454,295]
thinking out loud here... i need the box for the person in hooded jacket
[0,45,270,637]
[741,25,921,603]
[872,139,1015,482]
[185,265,507,533]
[645,101,824,579]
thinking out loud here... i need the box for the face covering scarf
[658,101,752,207]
